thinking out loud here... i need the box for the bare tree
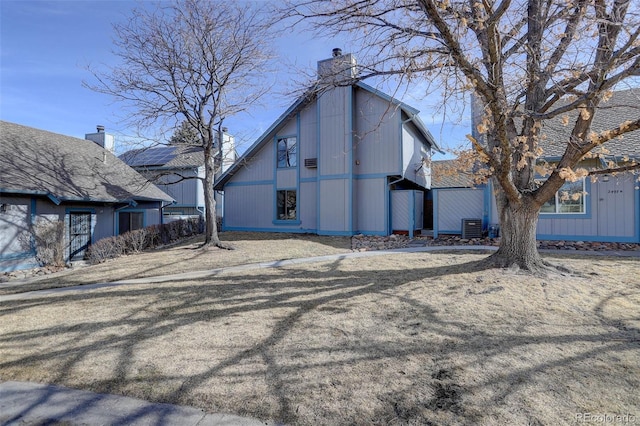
[285,0,640,272]
[87,0,274,248]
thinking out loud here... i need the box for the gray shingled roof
[431,160,478,188]
[539,88,640,158]
[0,121,174,204]
[119,145,204,169]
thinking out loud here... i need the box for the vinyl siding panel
[437,188,484,233]
[299,103,318,180]
[300,181,317,230]
[319,179,350,233]
[356,178,386,233]
[278,118,297,137]
[223,184,274,229]
[537,175,635,238]
[0,196,31,259]
[230,143,275,183]
[277,168,297,189]
[402,120,431,188]
[391,191,409,231]
[156,169,200,206]
[353,89,399,176]
[318,87,351,176]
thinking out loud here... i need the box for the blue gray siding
[318,86,353,234]
[355,178,387,234]
[434,188,485,236]
[223,184,274,230]
[353,90,400,176]
[402,121,431,189]
[537,174,637,241]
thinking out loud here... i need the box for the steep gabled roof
[0,121,174,204]
[120,145,205,169]
[539,88,640,158]
[214,81,440,190]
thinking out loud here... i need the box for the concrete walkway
[0,381,274,425]
[1,245,639,303]
[1,245,638,425]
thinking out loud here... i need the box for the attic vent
[461,218,482,239]
[304,158,318,168]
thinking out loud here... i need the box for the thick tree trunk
[202,143,223,248]
[488,186,546,272]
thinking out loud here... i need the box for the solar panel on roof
[121,147,177,167]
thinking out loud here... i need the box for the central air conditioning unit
[461,218,482,239]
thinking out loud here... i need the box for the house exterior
[431,160,492,237]
[433,88,640,243]
[214,50,441,236]
[0,121,174,271]
[120,132,236,221]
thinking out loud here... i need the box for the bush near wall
[31,220,66,267]
[87,217,203,264]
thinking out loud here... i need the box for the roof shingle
[0,121,173,203]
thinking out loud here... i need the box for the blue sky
[0,0,468,157]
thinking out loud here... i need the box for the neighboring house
[120,132,235,221]
[214,49,441,236]
[0,121,174,271]
[433,88,640,243]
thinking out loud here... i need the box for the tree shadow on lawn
[0,257,638,425]
[0,244,216,296]
[0,232,352,296]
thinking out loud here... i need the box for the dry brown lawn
[0,232,352,295]
[0,239,639,425]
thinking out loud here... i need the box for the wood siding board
[402,120,430,188]
[437,189,484,232]
[536,176,635,238]
[299,103,318,180]
[355,178,386,233]
[0,196,31,256]
[319,179,349,232]
[276,169,297,189]
[319,88,350,176]
[229,142,275,183]
[353,89,399,176]
[224,184,274,229]
[300,181,317,229]
[391,191,410,230]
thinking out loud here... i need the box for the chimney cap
[96,125,105,132]
[332,48,342,57]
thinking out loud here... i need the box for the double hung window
[277,137,297,168]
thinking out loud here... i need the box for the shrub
[86,217,203,264]
[87,236,124,264]
[31,220,66,267]
[122,227,148,254]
